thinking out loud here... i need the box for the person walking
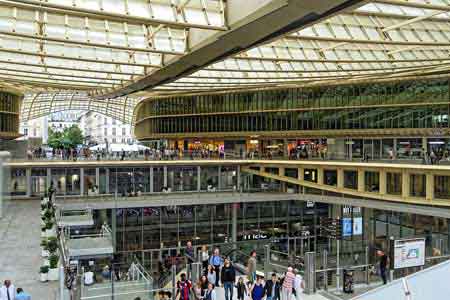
[176,273,192,300]
[236,277,247,300]
[0,280,15,300]
[281,267,295,300]
[265,273,281,300]
[377,250,389,285]
[293,273,304,300]
[207,265,217,287]
[221,259,236,300]
[250,276,265,300]
[199,245,210,275]
[15,288,31,300]
[247,250,257,284]
[204,283,216,300]
[209,248,223,286]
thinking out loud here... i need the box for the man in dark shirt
[377,250,389,284]
[264,273,281,300]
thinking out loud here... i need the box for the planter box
[48,268,59,281]
[41,249,49,257]
[40,273,48,282]
[46,228,56,238]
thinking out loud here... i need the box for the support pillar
[422,137,428,154]
[237,165,241,192]
[279,167,286,192]
[218,166,222,190]
[379,170,386,195]
[317,167,324,185]
[95,167,100,187]
[426,173,434,202]
[357,169,365,192]
[393,138,398,159]
[46,168,51,190]
[150,167,154,193]
[105,168,110,194]
[283,139,288,158]
[163,166,167,188]
[80,168,85,196]
[298,167,304,181]
[402,171,410,198]
[232,203,238,260]
[111,208,117,252]
[337,168,344,189]
[197,166,201,192]
[26,168,32,197]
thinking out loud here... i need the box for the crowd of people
[169,243,305,300]
[0,280,31,300]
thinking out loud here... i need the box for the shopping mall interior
[1,1,450,300]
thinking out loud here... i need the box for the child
[236,277,247,300]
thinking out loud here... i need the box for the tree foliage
[47,125,84,149]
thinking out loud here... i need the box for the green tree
[47,125,84,149]
[47,127,63,149]
[64,125,84,147]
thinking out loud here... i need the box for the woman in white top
[293,274,304,300]
[200,245,209,274]
[207,265,217,286]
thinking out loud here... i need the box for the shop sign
[394,238,425,269]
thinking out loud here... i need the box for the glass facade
[135,78,450,138]
[0,91,20,136]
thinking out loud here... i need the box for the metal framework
[20,91,140,124]
[6,0,450,120]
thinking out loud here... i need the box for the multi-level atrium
[1,1,450,300]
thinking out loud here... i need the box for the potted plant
[40,239,49,257]
[46,237,58,254]
[40,266,49,282]
[43,209,54,221]
[45,220,56,237]
[48,254,59,281]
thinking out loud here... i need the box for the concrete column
[111,208,117,251]
[46,168,51,190]
[232,203,238,245]
[279,167,286,192]
[237,165,241,192]
[150,167,154,193]
[218,166,222,190]
[422,137,428,153]
[379,170,386,195]
[393,138,398,159]
[426,173,434,202]
[283,139,288,158]
[95,167,100,187]
[163,166,167,187]
[337,168,344,189]
[197,166,201,192]
[279,167,285,177]
[298,167,304,181]
[357,169,365,192]
[80,168,85,195]
[26,168,32,197]
[317,167,324,185]
[402,171,410,198]
[105,168,110,193]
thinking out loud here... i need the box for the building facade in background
[79,111,135,145]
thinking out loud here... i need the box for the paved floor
[0,199,58,299]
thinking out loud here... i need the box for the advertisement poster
[342,218,352,237]
[353,217,363,236]
[394,238,425,269]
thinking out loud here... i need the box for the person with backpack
[176,273,192,300]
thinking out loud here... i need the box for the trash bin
[343,269,354,293]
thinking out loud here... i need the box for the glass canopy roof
[5,0,450,122]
